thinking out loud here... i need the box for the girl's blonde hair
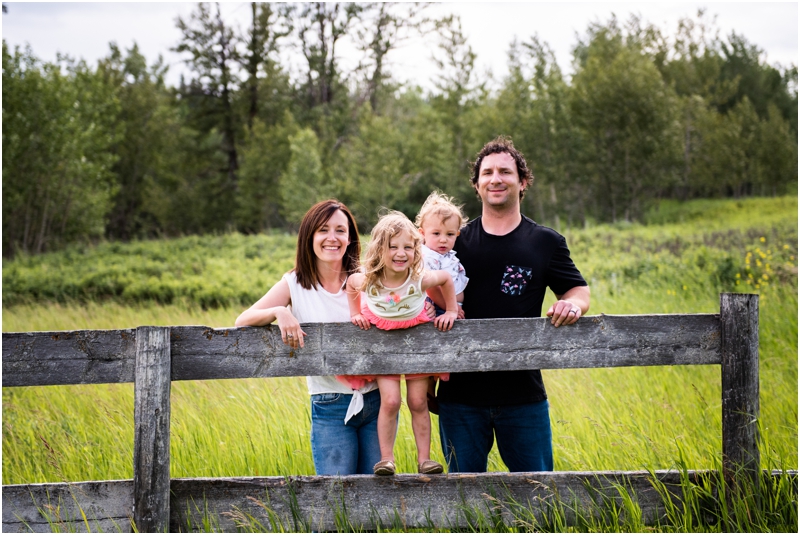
[360,211,424,291]
[414,191,468,229]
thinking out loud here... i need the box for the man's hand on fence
[546,300,582,327]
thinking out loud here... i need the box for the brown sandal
[373,459,396,476]
[418,460,443,474]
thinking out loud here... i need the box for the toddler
[414,191,469,414]
[341,211,458,476]
[415,191,469,318]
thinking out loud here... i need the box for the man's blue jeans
[310,389,381,475]
[438,399,553,472]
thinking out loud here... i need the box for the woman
[235,200,381,475]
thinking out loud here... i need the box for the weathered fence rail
[1,293,776,532]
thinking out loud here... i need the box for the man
[435,136,590,473]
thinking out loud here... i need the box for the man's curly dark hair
[470,136,534,200]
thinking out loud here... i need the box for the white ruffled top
[421,244,469,295]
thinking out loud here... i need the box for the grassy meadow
[2,196,797,531]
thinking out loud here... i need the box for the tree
[100,43,184,240]
[2,42,120,256]
[278,128,332,226]
[236,112,298,231]
[428,15,483,204]
[293,2,361,111]
[332,107,411,229]
[570,24,681,221]
[241,2,291,131]
[497,36,584,228]
[174,2,241,208]
[352,2,433,114]
[754,104,797,196]
[718,32,796,128]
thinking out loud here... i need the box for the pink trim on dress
[361,302,431,329]
[335,303,449,386]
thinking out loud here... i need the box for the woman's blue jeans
[310,389,381,475]
[438,399,553,472]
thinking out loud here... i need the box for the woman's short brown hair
[295,200,361,290]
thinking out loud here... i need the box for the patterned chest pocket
[501,265,533,296]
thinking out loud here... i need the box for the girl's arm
[421,271,458,331]
[234,278,307,348]
[346,273,370,330]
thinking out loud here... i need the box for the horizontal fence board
[2,480,132,533]
[3,315,721,387]
[2,329,136,387]
[3,470,793,532]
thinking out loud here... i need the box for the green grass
[2,195,797,531]
[2,232,298,308]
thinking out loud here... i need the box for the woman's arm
[235,278,306,348]
[421,271,458,331]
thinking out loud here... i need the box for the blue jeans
[310,389,381,475]
[438,399,553,472]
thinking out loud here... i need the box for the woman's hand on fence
[276,307,306,348]
[351,313,371,330]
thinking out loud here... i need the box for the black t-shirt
[437,215,587,406]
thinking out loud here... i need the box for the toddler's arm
[455,291,465,319]
[422,271,458,331]
[346,273,371,330]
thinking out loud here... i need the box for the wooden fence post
[719,293,760,484]
[133,327,171,532]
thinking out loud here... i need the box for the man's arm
[546,285,590,327]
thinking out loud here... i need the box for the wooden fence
[0,293,778,532]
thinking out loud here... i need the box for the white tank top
[283,272,378,396]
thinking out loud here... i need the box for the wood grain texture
[2,329,136,386]
[2,480,133,533]
[3,471,794,532]
[133,327,171,533]
[720,294,760,479]
[3,314,722,386]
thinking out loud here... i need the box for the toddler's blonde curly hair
[414,191,468,230]
[360,211,424,291]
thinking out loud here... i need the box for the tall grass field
[2,196,797,532]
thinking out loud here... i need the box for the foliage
[2,42,120,256]
[2,9,797,255]
[2,232,297,309]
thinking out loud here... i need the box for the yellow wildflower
[760,237,766,243]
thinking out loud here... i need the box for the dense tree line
[3,4,797,257]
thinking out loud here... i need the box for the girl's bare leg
[376,377,402,461]
[406,377,433,463]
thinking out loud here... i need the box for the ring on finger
[287,333,293,338]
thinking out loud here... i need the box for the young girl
[342,211,458,476]
[414,192,469,415]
